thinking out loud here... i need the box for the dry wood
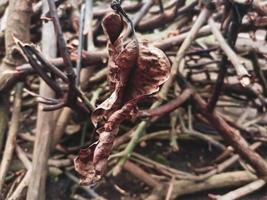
[147,171,257,200]
[216,179,266,200]
[0,0,33,154]
[208,18,250,86]
[0,83,23,191]
[26,1,56,199]
[123,161,161,188]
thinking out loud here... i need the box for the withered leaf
[74,13,171,185]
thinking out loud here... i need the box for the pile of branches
[0,0,267,199]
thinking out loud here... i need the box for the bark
[26,1,56,199]
[0,0,32,154]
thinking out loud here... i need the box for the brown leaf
[74,13,171,185]
[74,144,101,185]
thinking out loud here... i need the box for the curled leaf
[74,143,101,185]
[74,13,171,185]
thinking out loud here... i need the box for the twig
[79,0,97,90]
[207,8,240,111]
[46,0,92,116]
[137,0,188,31]
[76,5,85,86]
[139,88,193,117]
[173,66,267,179]
[184,142,261,181]
[0,23,220,95]
[178,109,226,152]
[7,170,31,200]
[7,145,32,200]
[123,161,160,188]
[154,23,214,50]
[0,95,8,152]
[165,176,175,200]
[174,7,212,75]
[147,171,257,200]
[216,179,266,200]
[170,109,179,151]
[16,145,32,170]
[208,18,250,86]
[84,0,95,50]
[112,120,148,176]
[192,90,267,178]
[17,41,91,116]
[132,153,193,178]
[26,1,57,199]
[93,1,142,18]
[51,108,73,148]
[0,83,23,192]
[48,158,72,168]
[125,0,154,36]
[47,0,75,81]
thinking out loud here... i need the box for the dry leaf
[74,13,171,185]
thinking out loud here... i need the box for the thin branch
[207,8,240,111]
[147,171,257,200]
[140,88,193,117]
[47,0,76,82]
[123,161,161,188]
[216,179,266,200]
[76,5,86,86]
[0,83,23,192]
[208,18,250,86]
[175,61,267,179]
